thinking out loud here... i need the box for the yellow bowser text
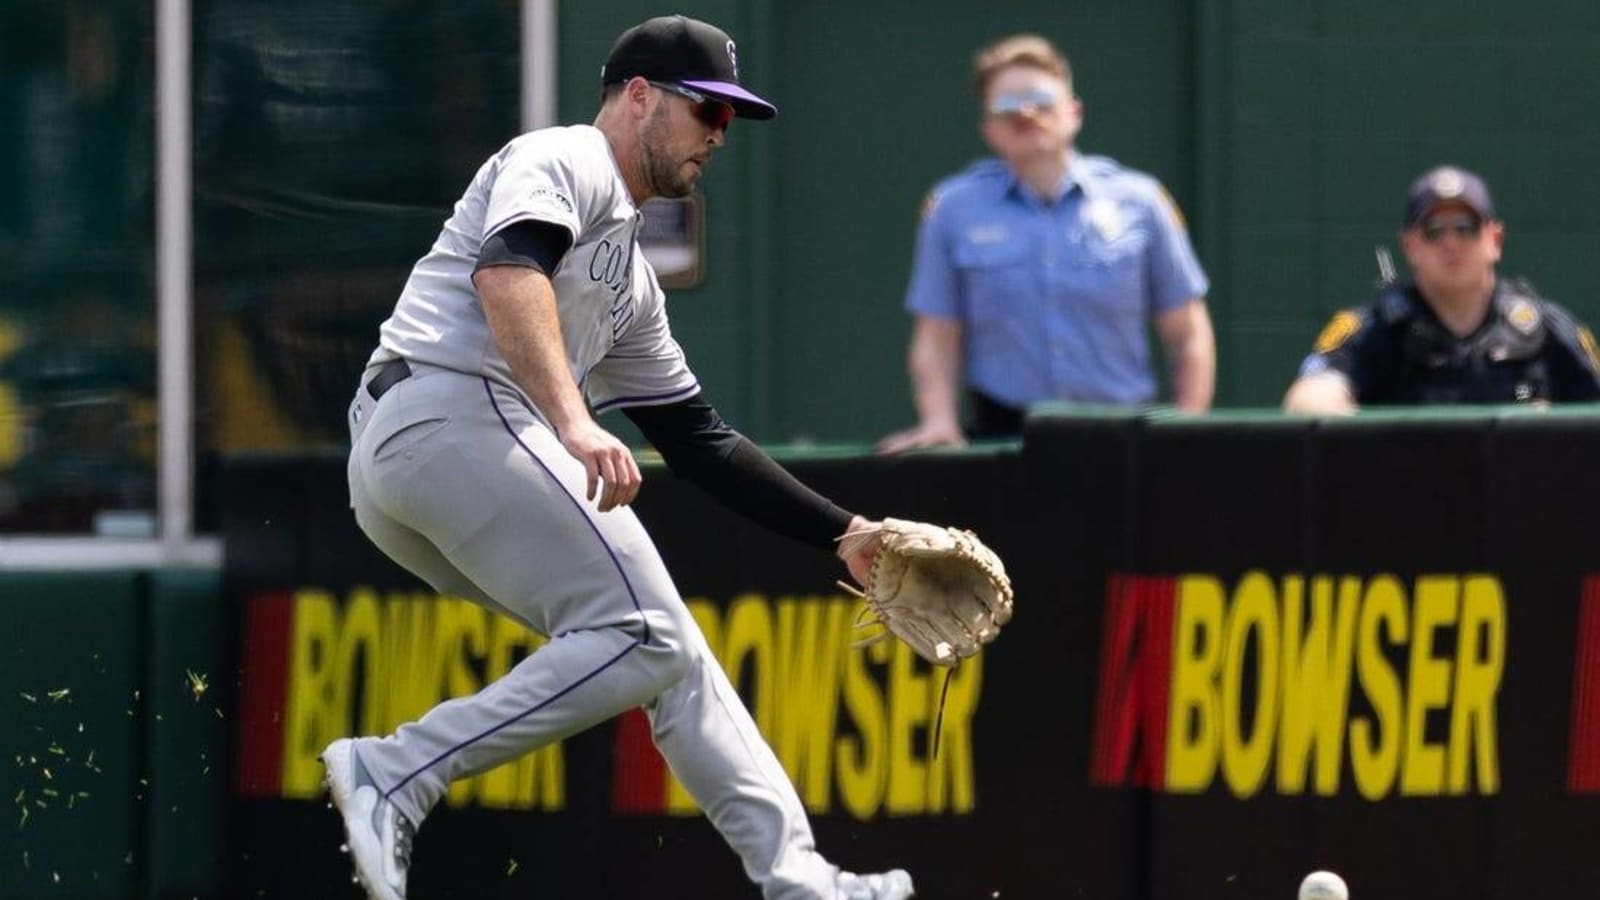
[1165,572,1505,799]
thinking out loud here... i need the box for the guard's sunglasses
[1419,215,1483,243]
[650,81,735,132]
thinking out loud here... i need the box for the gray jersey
[369,124,699,414]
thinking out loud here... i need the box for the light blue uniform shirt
[905,154,1209,407]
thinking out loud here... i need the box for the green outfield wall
[11,0,1600,472]
[0,569,225,900]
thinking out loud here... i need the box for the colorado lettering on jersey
[588,236,633,300]
[587,233,638,342]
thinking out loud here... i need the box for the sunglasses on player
[650,81,736,132]
[1419,215,1484,243]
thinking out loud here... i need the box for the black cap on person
[601,15,777,120]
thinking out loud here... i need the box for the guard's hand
[559,419,642,512]
[875,420,967,455]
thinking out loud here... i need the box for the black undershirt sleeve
[475,219,573,275]
[623,394,855,550]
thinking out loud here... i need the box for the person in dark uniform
[1285,165,1600,413]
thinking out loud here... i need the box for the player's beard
[640,105,697,199]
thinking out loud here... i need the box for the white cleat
[836,869,916,900]
[322,738,415,900]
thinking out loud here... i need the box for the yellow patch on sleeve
[920,189,941,221]
[1156,185,1188,230]
[1578,325,1600,371]
[1313,310,1363,354]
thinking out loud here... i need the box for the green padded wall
[0,573,144,900]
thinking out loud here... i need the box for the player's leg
[333,378,534,900]
[643,623,915,899]
[348,371,909,899]
[643,621,839,897]
[345,370,698,826]
[453,379,908,898]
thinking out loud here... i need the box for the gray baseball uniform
[344,123,836,896]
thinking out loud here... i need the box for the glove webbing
[843,590,957,759]
[931,666,954,760]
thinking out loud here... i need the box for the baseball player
[321,15,915,900]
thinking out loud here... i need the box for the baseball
[1298,870,1349,900]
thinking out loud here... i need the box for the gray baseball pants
[344,363,837,898]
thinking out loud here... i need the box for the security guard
[1285,166,1600,412]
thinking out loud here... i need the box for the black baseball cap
[601,15,777,120]
[1404,165,1496,226]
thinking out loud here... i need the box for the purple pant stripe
[379,379,655,798]
[383,640,641,799]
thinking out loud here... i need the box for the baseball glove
[837,518,1014,667]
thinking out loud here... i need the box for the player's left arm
[622,397,874,577]
[1540,303,1600,401]
[1143,182,1215,411]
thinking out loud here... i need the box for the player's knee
[635,608,695,687]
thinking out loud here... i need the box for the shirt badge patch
[1506,299,1541,335]
[1086,198,1127,242]
[1313,310,1363,354]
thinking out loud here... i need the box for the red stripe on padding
[1090,576,1138,785]
[1568,576,1600,793]
[235,591,295,797]
[611,708,667,813]
[1089,575,1177,789]
[1139,576,1176,791]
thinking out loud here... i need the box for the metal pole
[156,0,194,556]
[523,0,558,131]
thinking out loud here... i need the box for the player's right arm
[474,134,641,512]
[474,264,641,512]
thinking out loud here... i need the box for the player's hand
[875,419,967,455]
[837,515,881,587]
[559,419,642,512]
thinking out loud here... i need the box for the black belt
[965,388,1025,439]
[366,358,412,401]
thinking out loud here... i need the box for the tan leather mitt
[838,518,1014,667]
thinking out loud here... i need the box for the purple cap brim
[680,79,777,120]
